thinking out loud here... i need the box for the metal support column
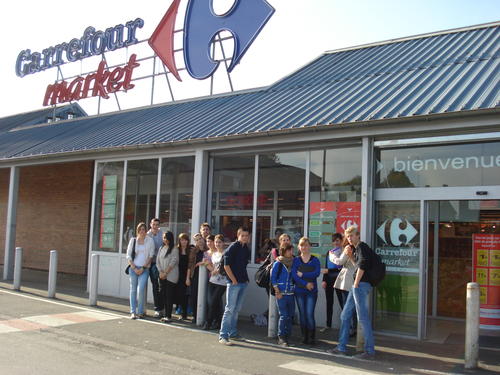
[3,166,20,281]
[192,150,209,325]
[358,137,374,350]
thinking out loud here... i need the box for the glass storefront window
[309,147,362,262]
[123,159,158,248]
[374,201,421,336]
[92,161,124,252]
[256,152,306,262]
[211,155,255,247]
[376,141,500,188]
[159,156,195,236]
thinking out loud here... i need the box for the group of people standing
[126,219,252,344]
[126,219,376,359]
[270,226,376,359]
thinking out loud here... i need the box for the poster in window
[472,234,500,330]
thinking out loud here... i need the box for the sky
[0,0,499,118]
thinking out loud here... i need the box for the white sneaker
[218,338,233,346]
[153,311,161,318]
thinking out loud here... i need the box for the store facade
[2,22,500,339]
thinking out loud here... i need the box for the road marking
[279,360,370,375]
[0,310,119,333]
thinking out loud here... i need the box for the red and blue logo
[148,0,275,81]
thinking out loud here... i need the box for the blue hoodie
[271,258,295,295]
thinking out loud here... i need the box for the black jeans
[206,283,226,325]
[324,278,343,328]
[159,278,176,319]
[149,263,162,312]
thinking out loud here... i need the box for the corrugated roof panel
[0,23,498,161]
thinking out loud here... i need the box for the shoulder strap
[132,238,136,260]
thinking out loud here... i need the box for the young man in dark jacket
[330,225,376,359]
[218,227,250,346]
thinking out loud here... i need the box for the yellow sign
[491,250,500,267]
[477,250,488,266]
[490,269,500,286]
[476,268,488,285]
[479,287,487,304]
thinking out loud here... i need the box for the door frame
[374,185,500,339]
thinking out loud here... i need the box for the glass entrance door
[426,200,500,339]
[374,201,423,337]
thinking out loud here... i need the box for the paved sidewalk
[1,267,499,374]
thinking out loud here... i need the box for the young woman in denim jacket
[271,243,295,347]
[292,237,321,345]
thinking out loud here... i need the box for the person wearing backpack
[330,225,376,359]
[270,244,295,347]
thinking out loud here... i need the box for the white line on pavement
[279,360,374,375]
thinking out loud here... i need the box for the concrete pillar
[89,254,99,306]
[48,250,58,298]
[13,247,23,290]
[465,282,480,369]
[3,166,20,281]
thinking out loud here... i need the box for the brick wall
[0,161,93,275]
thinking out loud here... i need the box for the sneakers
[229,334,244,341]
[130,313,137,320]
[327,347,348,356]
[153,311,162,318]
[319,327,330,333]
[136,313,145,319]
[277,336,288,347]
[218,338,233,346]
[160,317,171,323]
[353,352,375,360]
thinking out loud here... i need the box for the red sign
[472,234,500,329]
[43,54,140,106]
[336,202,361,233]
[309,201,336,216]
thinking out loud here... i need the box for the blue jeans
[219,282,248,339]
[129,268,149,314]
[338,282,375,354]
[276,294,295,338]
[295,291,317,330]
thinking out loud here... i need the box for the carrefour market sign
[15,19,144,78]
[14,0,275,107]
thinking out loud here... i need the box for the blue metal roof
[0,103,87,134]
[0,23,498,161]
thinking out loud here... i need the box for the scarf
[277,255,293,270]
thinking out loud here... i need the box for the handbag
[254,254,273,288]
[125,239,136,275]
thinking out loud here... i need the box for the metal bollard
[196,265,208,326]
[268,293,278,338]
[48,250,58,298]
[89,254,99,306]
[465,282,480,369]
[13,247,23,290]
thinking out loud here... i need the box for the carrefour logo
[376,218,418,246]
[149,0,275,81]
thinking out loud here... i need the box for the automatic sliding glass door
[374,201,423,337]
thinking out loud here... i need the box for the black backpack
[255,255,273,288]
[364,243,386,286]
